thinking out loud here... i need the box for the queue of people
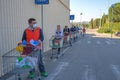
[52,24,86,55]
[16,18,86,79]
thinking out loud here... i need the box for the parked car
[115,32,120,37]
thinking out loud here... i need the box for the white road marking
[96,41,101,45]
[78,41,81,44]
[52,47,70,62]
[82,65,89,80]
[62,47,70,54]
[106,39,116,45]
[110,65,120,80]
[58,47,70,58]
[106,40,116,45]
[88,41,91,44]
[82,65,96,80]
[106,41,111,45]
[45,62,69,80]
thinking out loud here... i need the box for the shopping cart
[2,45,41,80]
[49,36,63,59]
[70,32,76,42]
[63,35,72,47]
[76,31,80,39]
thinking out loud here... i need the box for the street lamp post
[108,0,110,32]
[100,17,102,28]
[111,4,114,39]
[99,9,102,28]
[80,13,82,27]
[41,4,44,54]
[35,0,49,54]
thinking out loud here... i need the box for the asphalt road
[43,30,120,80]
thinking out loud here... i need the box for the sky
[70,0,120,22]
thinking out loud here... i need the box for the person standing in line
[22,18,48,77]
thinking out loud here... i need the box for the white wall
[43,0,70,51]
[0,0,42,76]
[0,0,70,76]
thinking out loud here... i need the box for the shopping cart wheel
[50,56,53,59]
[18,74,22,80]
[62,54,64,56]
[38,78,41,80]
[18,77,21,80]
[36,77,41,80]
[56,56,59,59]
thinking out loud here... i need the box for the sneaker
[69,41,72,46]
[41,72,48,77]
[28,72,35,79]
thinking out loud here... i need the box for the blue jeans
[38,50,46,72]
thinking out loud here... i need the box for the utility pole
[111,4,114,39]
[99,9,102,28]
[108,0,110,39]
[80,13,82,27]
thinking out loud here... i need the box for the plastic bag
[16,56,37,69]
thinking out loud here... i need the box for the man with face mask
[22,18,48,78]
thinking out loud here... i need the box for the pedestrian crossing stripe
[105,41,111,45]
[96,41,101,44]
[88,41,91,44]
[110,65,120,80]
[79,40,119,45]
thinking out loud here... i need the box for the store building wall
[0,0,70,76]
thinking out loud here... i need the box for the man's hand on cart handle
[34,40,42,50]
[38,40,41,43]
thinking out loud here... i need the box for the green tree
[93,18,100,28]
[89,18,94,29]
[82,23,89,28]
[97,2,120,33]
[101,14,108,27]
[109,3,120,22]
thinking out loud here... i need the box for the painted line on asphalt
[88,41,91,44]
[105,41,111,45]
[45,62,69,80]
[62,47,70,54]
[106,38,116,45]
[52,47,70,62]
[82,65,89,80]
[82,65,96,80]
[110,65,120,80]
[96,41,101,45]
[106,39,116,45]
[57,47,70,58]
[89,68,96,80]
[78,40,81,44]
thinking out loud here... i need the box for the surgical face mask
[33,23,38,28]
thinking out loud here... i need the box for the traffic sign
[70,15,75,20]
[35,0,49,5]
